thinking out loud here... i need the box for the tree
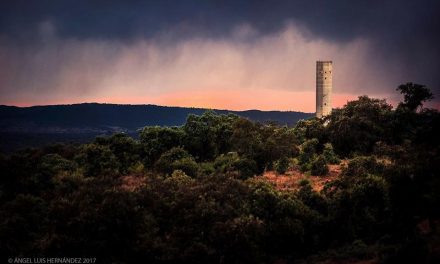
[75,144,120,177]
[293,118,327,144]
[349,175,390,240]
[230,118,266,173]
[139,126,185,167]
[154,147,199,177]
[326,96,393,156]
[263,126,299,166]
[183,111,238,161]
[39,153,77,182]
[396,83,433,111]
[94,133,142,174]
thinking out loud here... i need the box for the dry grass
[120,175,146,192]
[120,161,346,193]
[258,161,346,192]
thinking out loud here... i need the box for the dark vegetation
[0,83,439,263]
[0,103,313,152]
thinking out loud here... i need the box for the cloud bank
[1,1,439,111]
[1,21,406,111]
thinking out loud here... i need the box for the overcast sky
[0,0,439,111]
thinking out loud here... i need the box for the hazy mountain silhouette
[0,103,313,152]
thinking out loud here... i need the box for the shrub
[342,156,383,178]
[127,161,144,175]
[323,143,340,164]
[275,156,290,175]
[311,155,329,176]
[298,178,310,187]
[300,162,312,173]
[171,157,199,177]
[164,170,195,186]
[139,126,185,167]
[213,152,240,172]
[198,162,215,176]
[349,175,390,239]
[298,138,319,166]
[234,158,258,179]
[213,152,257,179]
[155,147,199,177]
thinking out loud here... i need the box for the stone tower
[316,61,332,118]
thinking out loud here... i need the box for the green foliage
[233,157,258,180]
[230,118,263,159]
[326,96,393,156]
[198,162,215,176]
[165,170,195,186]
[311,155,329,176]
[322,143,340,164]
[127,161,144,175]
[95,133,142,174]
[263,126,300,162]
[229,118,300,173]
[275,156,290,174]
[298,178,310,187]
[293,118,327,143]
[299,138,318,163]
[213,152,240,172]
[350,175,390,239]
[183,111,238,161]
[40,153,77,177]
[139,126,185,167]
[298,138,319,172]
[213,152,257,179]
[75,144,120,177]
[324,174,391,243]
[154,147,199,177]
[297,181,328,214]
[342,156,384,178]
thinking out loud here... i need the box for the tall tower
[316,61,332,118]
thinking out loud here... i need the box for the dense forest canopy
[1,83,439,263]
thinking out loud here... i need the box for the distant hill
[0,103,313,152]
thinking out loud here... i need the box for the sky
[0,0,439,112]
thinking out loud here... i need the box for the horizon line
[0,102,316,114]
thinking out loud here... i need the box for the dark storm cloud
[1,1,439,42]
[0,0,439,107]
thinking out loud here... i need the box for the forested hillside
[0,103,312,130]
[1,83,439,263]
[0,103,312,152]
